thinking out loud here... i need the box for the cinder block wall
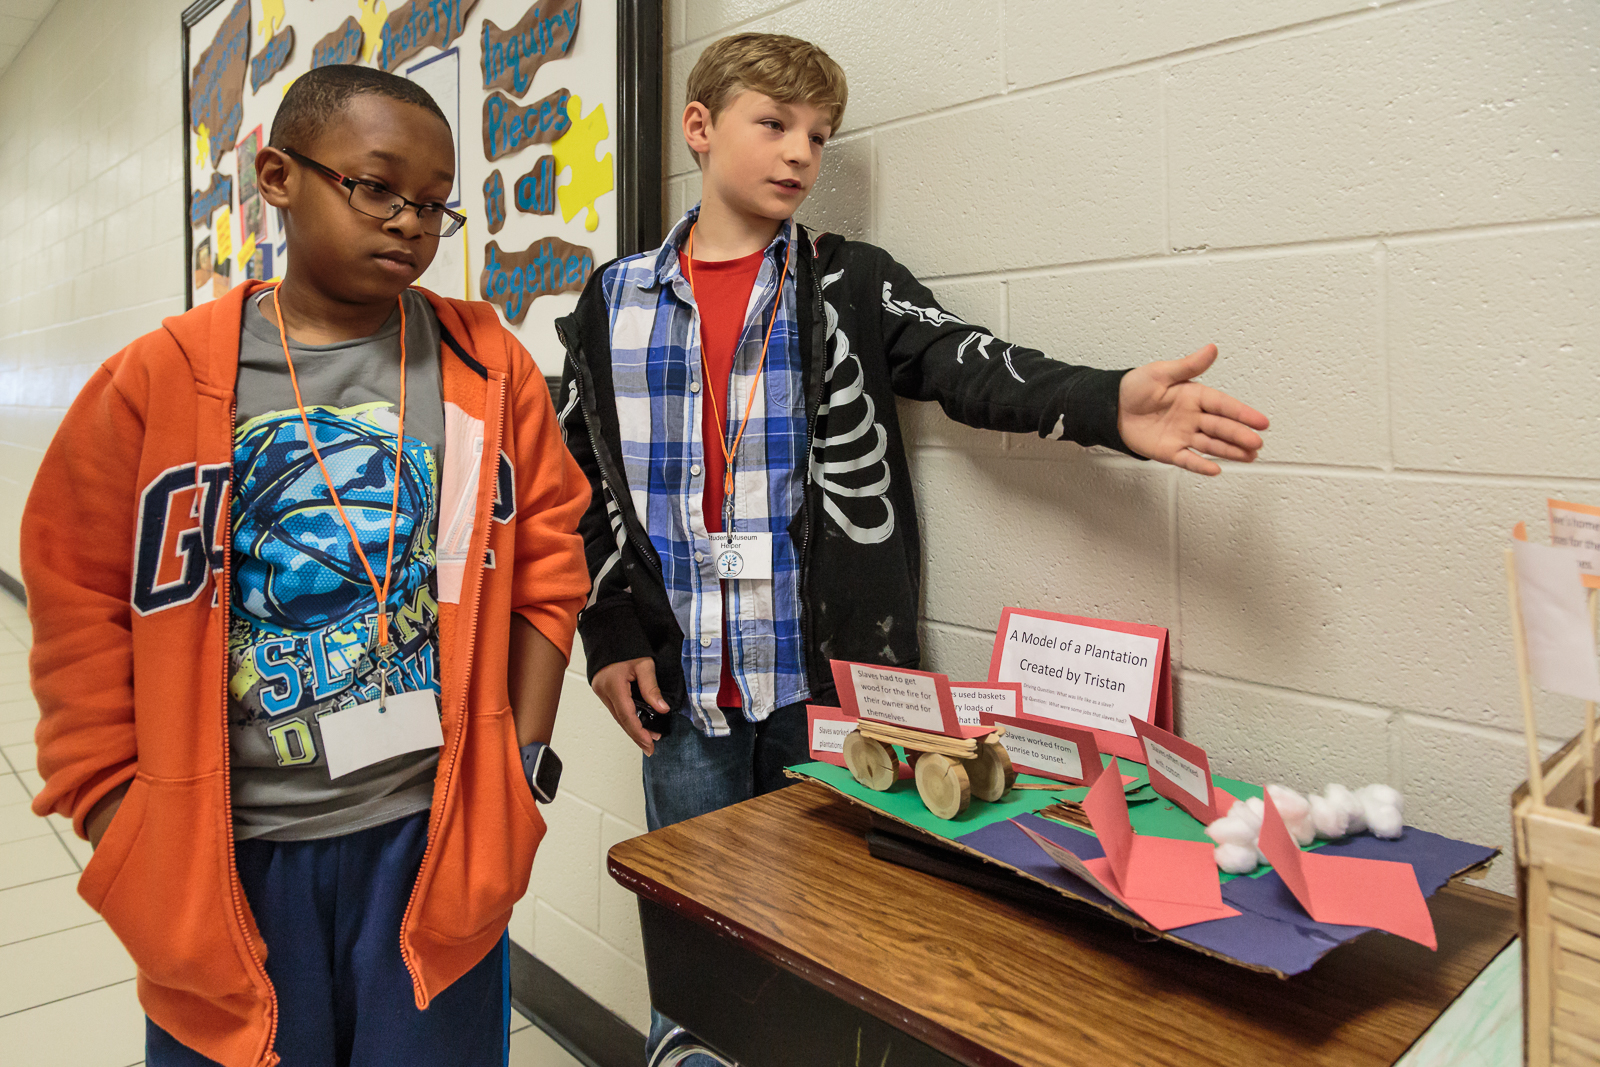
[3,0,1597,1034]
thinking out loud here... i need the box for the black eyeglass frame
[282,147,467,238]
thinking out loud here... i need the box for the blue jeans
[642,701,807,1063]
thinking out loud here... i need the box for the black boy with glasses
[22,64,590,1066]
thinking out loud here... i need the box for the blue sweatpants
[146,811,510,1067]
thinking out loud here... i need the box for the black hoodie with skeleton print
[556,225,1135,717]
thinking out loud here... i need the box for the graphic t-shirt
[229,288,445,841]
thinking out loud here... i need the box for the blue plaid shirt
[597,208,809,735]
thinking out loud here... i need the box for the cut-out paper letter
[1258,792,1436,949]
[482,0,581,97]
[484,170,507,234]
[1512,538,1600,702]
[479,237,593,324]
[311,18,365,69]
[376,0,479,72]
[483,87,572,161]
[189,0,250,169]
[250,27,294,93]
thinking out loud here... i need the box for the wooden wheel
[843,730,898,791]
[966,737,1016,802]
[915,753,971,819]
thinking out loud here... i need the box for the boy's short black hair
[269,64,449,150]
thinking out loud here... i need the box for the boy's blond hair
[686,33,847,133]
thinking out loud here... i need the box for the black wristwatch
[519,741,562,804]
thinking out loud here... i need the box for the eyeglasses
[283,148,465,238]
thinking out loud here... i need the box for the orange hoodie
[22,281,590,1067]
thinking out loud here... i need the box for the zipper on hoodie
[396,370,503,1008]
[797,249,827,683]
[218,395,280,1067]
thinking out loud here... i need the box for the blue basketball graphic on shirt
[232,404,437,633]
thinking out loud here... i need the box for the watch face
[532,746,562,803]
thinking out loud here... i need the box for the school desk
[606,780,1518,1067]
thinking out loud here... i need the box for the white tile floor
[0,589,580,1066]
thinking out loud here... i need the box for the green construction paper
[794,760,1066,839]
[796,753,1323,882]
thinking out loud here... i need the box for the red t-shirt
[682,245,766,709]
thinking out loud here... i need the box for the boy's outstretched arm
[1117,344,1270,476]
[872,250,1268,471]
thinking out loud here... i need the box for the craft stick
[1506,548,1546,809]
[1588,588,1598,824]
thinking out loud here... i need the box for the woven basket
[1514,732,1600,1066]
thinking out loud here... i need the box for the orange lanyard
[681,224,792,525]
[268,286,408,664]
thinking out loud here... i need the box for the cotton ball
[1214,842,1259,875]
[1266,783,1316,846]
[1308,793,1351,840]
[1205,815,1257,848]
[1324,783,1367,835]
[1235,796,1265,834]
[1358,784,1404,839]
[1358,783,1403,817]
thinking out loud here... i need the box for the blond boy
[556,35,1267,1064]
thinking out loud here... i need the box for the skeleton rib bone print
[813,270,894,544]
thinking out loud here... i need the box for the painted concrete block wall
[2,0,1597,1037]
[0,0,191,581]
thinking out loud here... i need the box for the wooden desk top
[607,781,1518,1067]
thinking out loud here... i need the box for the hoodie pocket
[81,772,256,996]
[417,706,546,942]
[78,775,148,912]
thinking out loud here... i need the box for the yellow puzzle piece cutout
[258,0,285,40]
[358,0,388,65]
[551,95,613,232]
[194,123,212,169]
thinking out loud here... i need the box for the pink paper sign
[949,682,1022,727]
[979,712,1104,786]
[806,705,857,768]
[987,607,1173,761]
[830,660,977,738]
[1130,717,1229,825]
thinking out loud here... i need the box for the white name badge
[318,689,445,780]
[711,532,773,580]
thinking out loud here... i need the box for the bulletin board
[179,0,661,372]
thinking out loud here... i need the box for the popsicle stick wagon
[842,719,1016,819]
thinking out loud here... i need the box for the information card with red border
[987,608,1172,760]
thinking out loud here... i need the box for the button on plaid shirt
[598,208,809,735]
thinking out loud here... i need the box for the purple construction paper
[956,816,1118,911]
[952,814,1498,976]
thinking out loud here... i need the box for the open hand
[1116,344,1269,476]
